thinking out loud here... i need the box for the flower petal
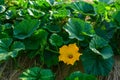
[59,45,68,54]
[59,43,82,65]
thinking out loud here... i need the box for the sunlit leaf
[19,67,54,80]
[63,18,95,41]
[0,38,25,61]
[36,0,51,11]
[10,41,25,57]
[52,9,70,18]
[89,35,113,59]
[27,8,45,18]
[47,0,55,5]
[0,5,6,13]
[70,1,95,14]
[94,2,106,14]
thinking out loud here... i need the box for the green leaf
[40,69,54,80]
[0,38,12,49]
[47,0,55,5]
[10,41,25,57]
[23,38,40,50]
[0,32,9,39]
[36,0,51,11]
[13,19,40,39]
[0,0,4,5]
[94,21,115,41]
[52,9,70,18]
[63,18,95,41]
[18,0,28,8]
[0,38,25,61]
[89,35,113,59]
[65,71,97,80]
[5,7,17,19]
[94,2,106,14]
[19,67,54,80]
[1,23,13,30]
[114,2,120,11]
[32,29,48,47]
[113,11,120,26]
[27,8,45,18]
[81,48,114,76]
[44,24,61,33]
[0,5,6,13]
[70,1,95,14]
[24,29,48,50]
[49,33,63,46]
[44,51,59,67]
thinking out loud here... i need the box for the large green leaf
[13,19,40,39]
[63,18,95,41]
[89,35,113,59]
[24,29,48,50]
[81,48,114,76]
[65,71,97,80]
[70,1,95,14]
[0,38,25,61]
[19,67,54,80]
[49,33,63,46]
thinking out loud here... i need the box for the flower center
[68,54,73,59]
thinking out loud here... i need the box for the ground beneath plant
[0,56,120,80]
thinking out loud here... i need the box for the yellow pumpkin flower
[59,43,82,65]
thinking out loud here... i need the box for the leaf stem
[46,48,59,54]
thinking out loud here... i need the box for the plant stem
[46,48,59,53]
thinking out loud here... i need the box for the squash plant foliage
[0,0,120,79]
